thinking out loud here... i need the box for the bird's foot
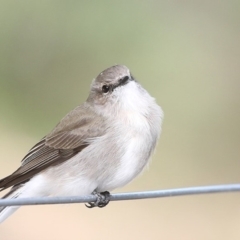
[85,191,110,208]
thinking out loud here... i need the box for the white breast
[98,81,163,191]
[110,126,151,189]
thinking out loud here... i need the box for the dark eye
[102,85,110,93]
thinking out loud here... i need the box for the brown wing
[0,104,106,191]
[45,104,106,149]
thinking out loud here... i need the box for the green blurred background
[0,1,240,239]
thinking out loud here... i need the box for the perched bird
[0,65,163,223]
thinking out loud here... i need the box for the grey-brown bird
[0,65,163,223]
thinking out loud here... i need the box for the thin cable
[0,184,239,207]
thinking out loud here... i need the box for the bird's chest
[100,112,154,190]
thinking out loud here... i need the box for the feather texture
[0,104,106,191]
[0,65,164,224]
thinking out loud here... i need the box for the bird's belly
[39,115,156,196]
[96,128,153,192]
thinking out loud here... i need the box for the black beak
[119,76,130,86]
[112,75,134,91]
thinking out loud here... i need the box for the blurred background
[0,1,240,239]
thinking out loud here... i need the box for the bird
[0,65,163,223]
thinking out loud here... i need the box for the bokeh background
[0,1,240,239]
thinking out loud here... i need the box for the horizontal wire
[0,184,239,207]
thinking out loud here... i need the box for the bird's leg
[85,191,110,208]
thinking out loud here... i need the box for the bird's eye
[102,85,110,93]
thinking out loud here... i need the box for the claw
[85,202,96,208]
[85,191,110,208]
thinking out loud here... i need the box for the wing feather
[0,104,106,191]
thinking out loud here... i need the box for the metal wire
[0,184,239,207]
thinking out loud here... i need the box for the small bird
[0,65,163,223]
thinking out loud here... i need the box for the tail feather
[0,186,22,223]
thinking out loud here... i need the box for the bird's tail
[0,186,23,223]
